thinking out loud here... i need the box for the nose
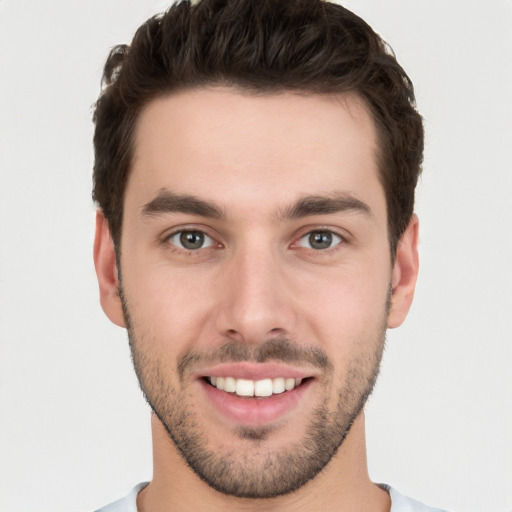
[214,243,296,344]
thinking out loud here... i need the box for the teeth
[272,377,285,394]
[285,378,296,391]
[236,379,255,397]
[254,378,273,397]
[209,376,304,397]
[224,376,236,393]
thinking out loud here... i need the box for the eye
[167,230,214,250]
[298,230,343,250]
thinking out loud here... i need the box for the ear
[387,214,420,329]
[93,210,126,328]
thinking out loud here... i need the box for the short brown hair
[93,0,424,255]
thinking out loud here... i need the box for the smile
[196,362,317,425]
[208,376,303,397]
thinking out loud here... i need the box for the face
[95,88,418,498]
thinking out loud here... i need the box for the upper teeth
[209,376,302,397]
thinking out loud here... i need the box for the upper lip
[193,361,319,381]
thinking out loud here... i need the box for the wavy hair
[93,0,424,255]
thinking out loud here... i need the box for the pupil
[180,231,204,249]
[310,231,332,249]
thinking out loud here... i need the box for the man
[92,0,447,510]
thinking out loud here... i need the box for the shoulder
[380,484,451,512]
[94,482,149,512]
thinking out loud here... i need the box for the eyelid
[168,230,214,250]
[291,226,349,252]
[162,225,222,251]
[299,230,343,248]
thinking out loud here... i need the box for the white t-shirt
[94,482,450,511]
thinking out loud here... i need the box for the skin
[94,88,419,511]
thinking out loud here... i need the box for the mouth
[205,376,306,397]
[197,364,316,426]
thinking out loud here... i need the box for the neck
[137,412,390,512]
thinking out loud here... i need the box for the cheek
[121,260,218,350]
[295,264,390,335]
[306,275,388,390]
[121,242,391,359]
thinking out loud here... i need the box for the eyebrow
[279,193,372,220]
[141,189,372,222]
[141,189,225,219]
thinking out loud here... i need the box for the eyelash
[162,227,347,255]
[163,227,219,255]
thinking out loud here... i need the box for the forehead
[127,87,384,220]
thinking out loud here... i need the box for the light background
[0,1,511,511]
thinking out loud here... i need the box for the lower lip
[200,379,312,426]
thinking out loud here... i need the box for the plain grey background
[1,1,511,511]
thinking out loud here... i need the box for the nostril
[223,328,245,343]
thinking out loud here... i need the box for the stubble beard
[120,288,387,499]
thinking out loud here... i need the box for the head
[93,0,423,501]
[93,0,423,258]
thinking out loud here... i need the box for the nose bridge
[216,236,294,343]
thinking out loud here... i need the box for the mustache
[178,337,332,381]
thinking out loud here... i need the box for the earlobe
[93,210,126,328]
[387,214,420,329]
